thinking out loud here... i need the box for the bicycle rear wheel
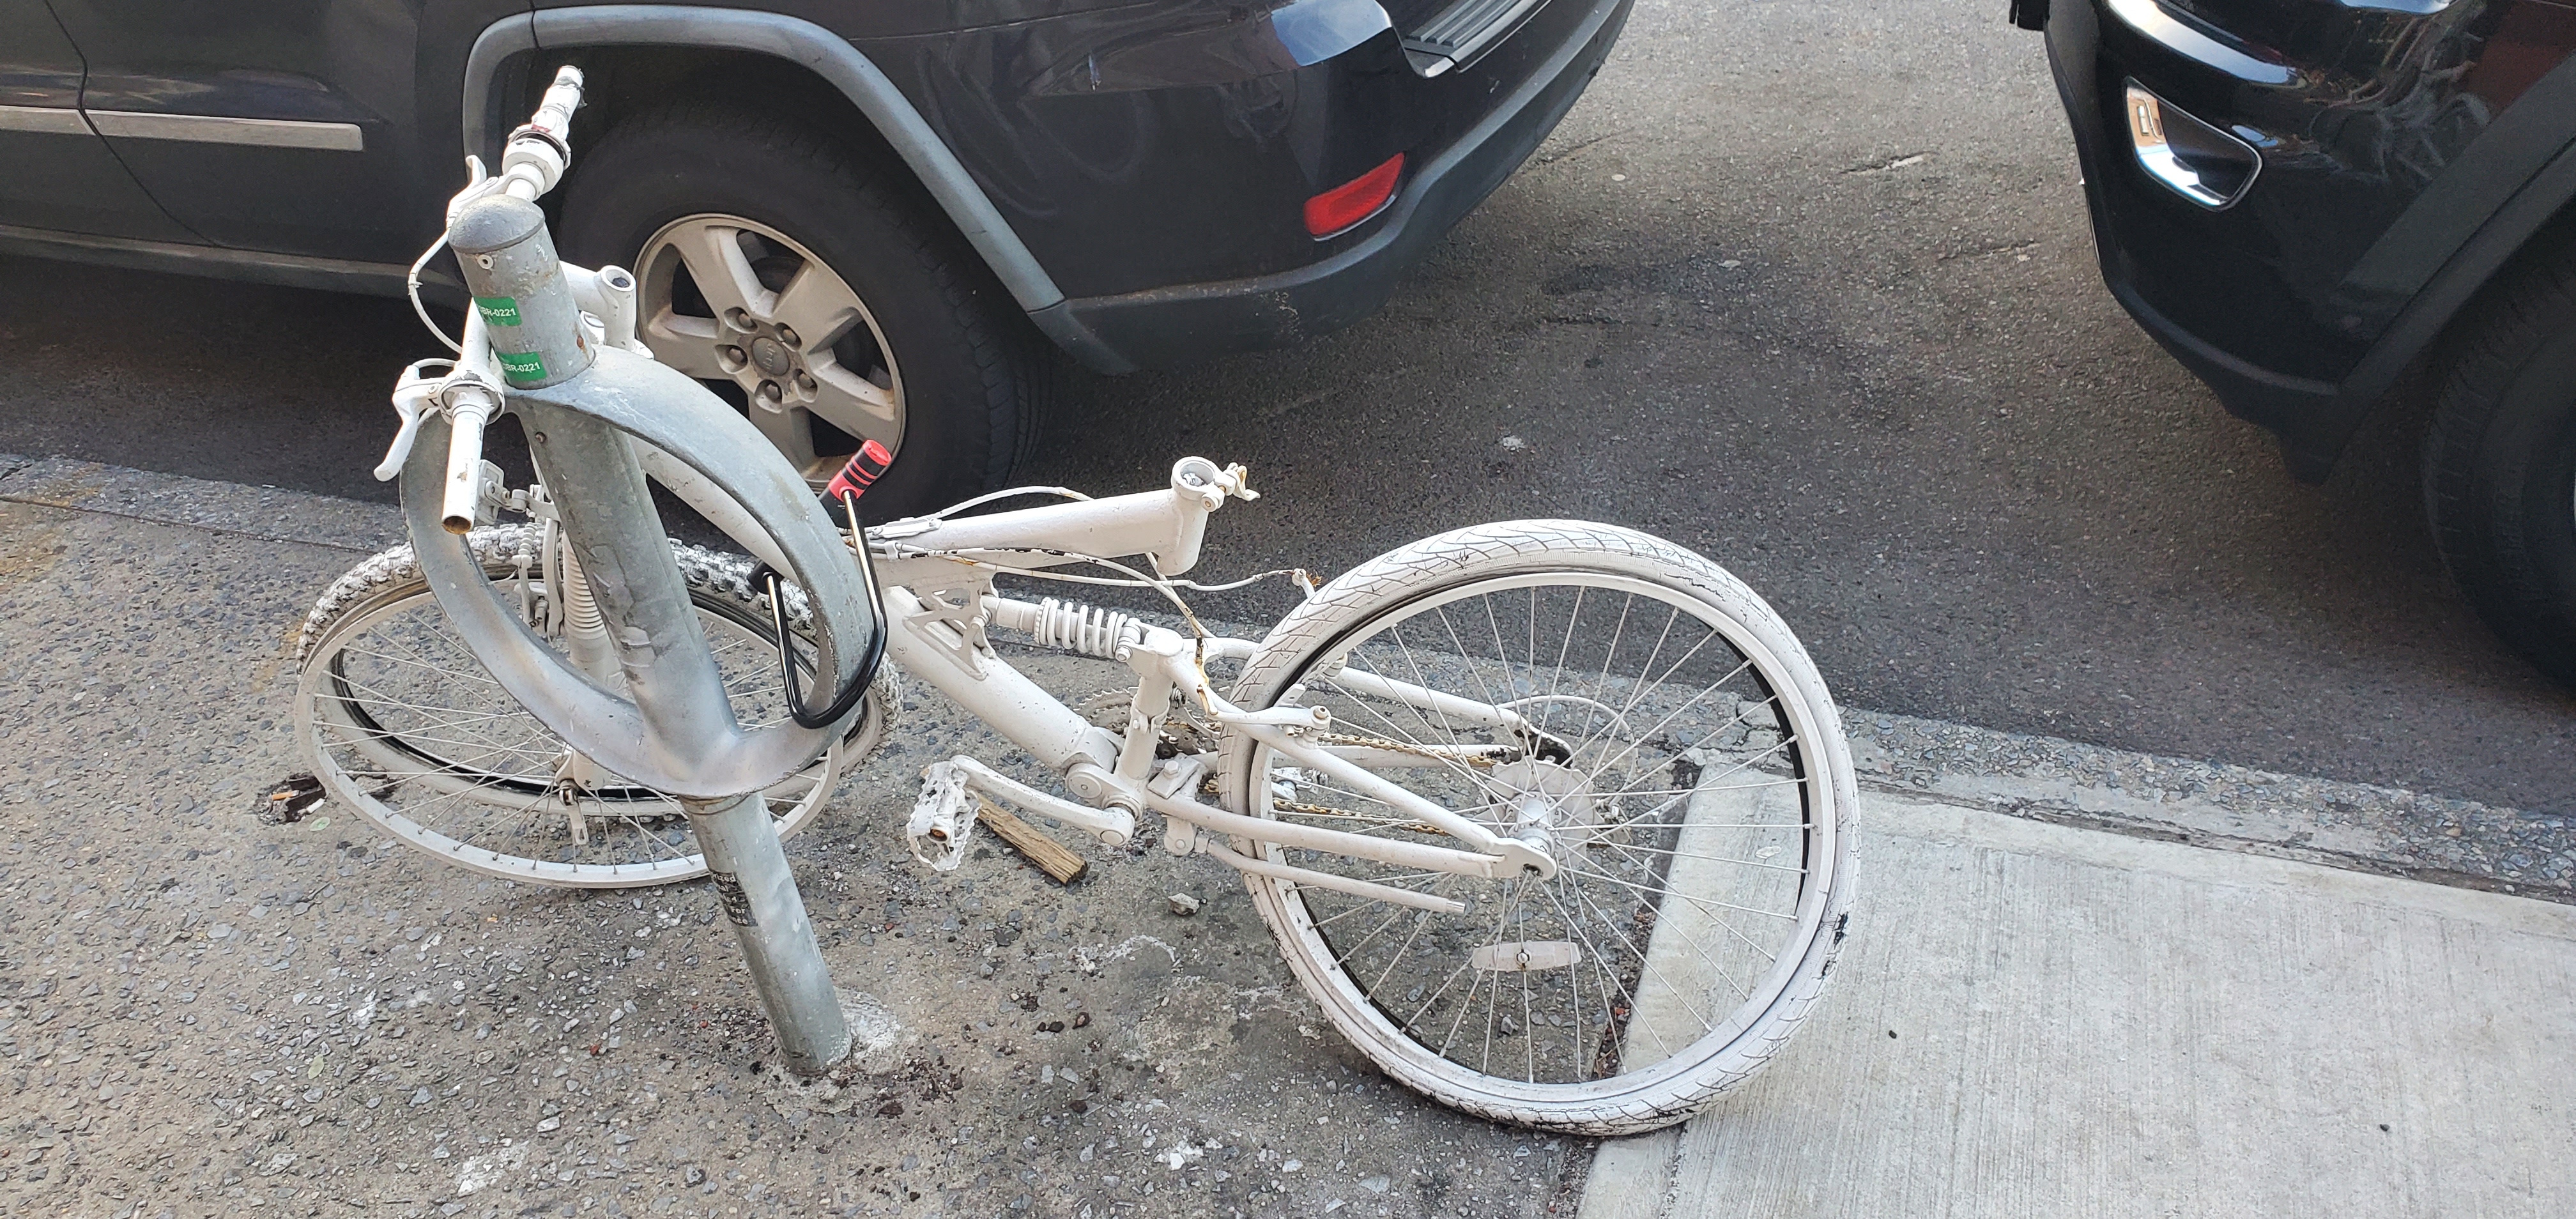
[294,526,880,887]
[1219,521,1855,1134]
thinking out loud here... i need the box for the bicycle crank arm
[935,754,1135,847]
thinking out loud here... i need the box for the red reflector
[1305,153,1405,238]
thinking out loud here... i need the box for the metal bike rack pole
[516,400,855,1075]
[434,192,856,1075]
[684,791,853,1074]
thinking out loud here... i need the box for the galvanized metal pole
[517,401,857,1076]
[447,192,854,1076]
[685,791,854,1074]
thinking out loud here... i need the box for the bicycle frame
[329,59,1859,1119]
[854,468,1562,911]
[427,241,1560,913]
[594,435,1561,913]
[379,64,1591,1079]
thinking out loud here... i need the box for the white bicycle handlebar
[495,66,585,201]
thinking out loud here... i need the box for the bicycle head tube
[449,195,594,391]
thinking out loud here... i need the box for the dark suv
[2022,0,2576,684]
[0,0,1631,514]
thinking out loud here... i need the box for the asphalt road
[1,0,2567,812]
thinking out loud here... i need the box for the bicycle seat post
[448,191,858,1077]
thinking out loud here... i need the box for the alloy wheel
[634,214,904,486]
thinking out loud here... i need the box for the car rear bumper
[1044,0,1634,372]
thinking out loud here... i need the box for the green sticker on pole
[495,349,548,385]
[472,296,523,326]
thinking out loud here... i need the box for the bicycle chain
[1264,730,1510,833]
[1312,730,1505,768]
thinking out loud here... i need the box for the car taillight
[1305,154,1405,238]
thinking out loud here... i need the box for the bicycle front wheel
[294,526,878,888]
[1219,521,1855,1135]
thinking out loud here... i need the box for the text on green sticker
[496,349,548,384]
[473,296,523,326]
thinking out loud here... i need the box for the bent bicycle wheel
[1219,521,1855,1134]
[295,526,883,888]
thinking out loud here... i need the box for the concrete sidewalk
[1579,797,2576,1219]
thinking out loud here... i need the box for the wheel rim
[634,213,904,487]
[1243,571,1841,1100]
[296,575,839,887]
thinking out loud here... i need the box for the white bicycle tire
[294,526,883,888]
[1218,520,1857,1135]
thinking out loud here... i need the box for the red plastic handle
[825,439,894,505]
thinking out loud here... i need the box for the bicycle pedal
[907,760,979,873]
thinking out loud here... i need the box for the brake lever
[375,361,450,481]
[374,362,507,484]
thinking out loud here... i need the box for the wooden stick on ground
[975,797,1090,885]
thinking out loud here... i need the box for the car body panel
[0,0,199,241]
[2043,0,2576,472]
[9,0,1623,375]
[473,4,1121,365]
[1059,0,1632,367]
[503,0,1620,370]
[43,0,533,264]
[861,0,1609,305]
[852,4,1411,299]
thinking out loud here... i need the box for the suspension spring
[560,543,608,640]
[556,539,622,686]
[1026,597,1143,659]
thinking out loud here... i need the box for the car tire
[2425,232,2576,686]
[558,99,1056,520]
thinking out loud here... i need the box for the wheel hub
[1487,759,1602,850]
[749,334,792,376]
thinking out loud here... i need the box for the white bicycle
[295,68,1857,1135]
